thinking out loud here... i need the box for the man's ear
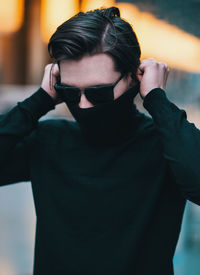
[127,73,137,88]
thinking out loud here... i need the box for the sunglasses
[54,75,124,105]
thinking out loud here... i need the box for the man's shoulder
[38,116,77,128]
[132,111,161,149]
[135,111,156,136]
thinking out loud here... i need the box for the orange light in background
[81,1,200,73]
[0,0,24,34]
[116,3,200,73]
[41,0,79,44]
[81,0,115,11]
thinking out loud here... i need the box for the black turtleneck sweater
[1,87,200,275]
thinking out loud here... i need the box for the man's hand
[41,63,63,105]
[136,58,170,99]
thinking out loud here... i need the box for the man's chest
[30,133,176,233]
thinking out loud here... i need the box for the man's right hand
[41,63,63,105]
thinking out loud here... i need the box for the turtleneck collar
[65,82,141,147]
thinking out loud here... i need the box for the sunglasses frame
[54,74,124,105]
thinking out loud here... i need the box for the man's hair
[48,6,141,81]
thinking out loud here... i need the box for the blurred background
[0,0,200,274]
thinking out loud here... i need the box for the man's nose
[78,90,94,108]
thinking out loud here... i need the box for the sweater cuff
[17,87,56,121]
[143,88,169,116]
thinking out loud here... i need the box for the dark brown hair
[48,6,141,81]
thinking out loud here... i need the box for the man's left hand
[136,58,170,99]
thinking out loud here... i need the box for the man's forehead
[59,53,120,86]
[60,71,118,86]
[60,70,120,87]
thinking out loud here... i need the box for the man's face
[59,53,133,108]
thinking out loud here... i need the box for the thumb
[49,63,60,90]
[51,63,60,77]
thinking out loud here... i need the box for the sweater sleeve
[143,88,200,206]
[0,87,55,186]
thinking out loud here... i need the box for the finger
[165,68,170,83]
[52,63,60,76]
[49,63,59,90]
[163,68,170,89]
[136,67,143,74]
[138,58,158,71]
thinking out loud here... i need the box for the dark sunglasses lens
[85,86,114,104]
[54,84,80,104]
[54,83,115,105]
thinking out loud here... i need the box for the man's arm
[0,87,56,186]
[143,88,200,205]
[0,63,61,186]
[137,58,200,205]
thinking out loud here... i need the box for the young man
[1,6,200,275]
